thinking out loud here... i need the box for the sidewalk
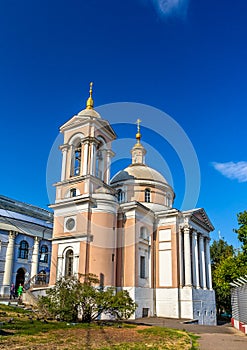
[132,317,247,350]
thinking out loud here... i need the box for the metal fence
[231,277,247,324]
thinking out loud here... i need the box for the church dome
[110,120,174,209]
[111,164,168,185]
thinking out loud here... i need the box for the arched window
[117,189,125,203]
[96,149,103,179]
[96,137,106,180]
[72,144,81,176]
[65,249,74,277]
[18,240,29,259]
[40,245,48,263]
[145,188,151,203]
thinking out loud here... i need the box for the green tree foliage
[234,210,247,255]
[210,237,247,314]
[210,239,234,266]
[38,274,137,323]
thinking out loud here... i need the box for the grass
[0,304,199,349]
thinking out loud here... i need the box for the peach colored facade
[49,90,216,324]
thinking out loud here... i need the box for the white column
[205,238,212,289]
[60,145,69,181]
[199,235,207,289]
[192,230,200,288]
[179,226,184,286]
[30,237,40,280]
[82,141,89,175]
[105,150,115,184]
[74,254,79,276]
[2,231,17,294]
[183,225,192,286]
[57,256,63,280]
[90,143,96,176]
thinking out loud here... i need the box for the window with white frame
[18,240,29,259]
[145,188,151,203]
[40,245,48,263]
[65,249,74,277]
[140,256,146,278]
[117,189,125,203]
[71,144,81,176]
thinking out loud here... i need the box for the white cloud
[212,161,247,183]
[152,0,190,18]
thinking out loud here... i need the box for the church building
[49,83,216,325]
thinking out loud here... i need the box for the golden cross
[136,118,141,132]
[89,82,93,96]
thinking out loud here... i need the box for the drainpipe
[153,220,157,317]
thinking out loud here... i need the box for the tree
[38,274,137,323]
[210,238,247,314]
[210,239,234,266]
[234,210,247,255]
[38,275,83,322]
[103,289,137,321]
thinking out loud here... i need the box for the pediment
[183,208,214,232]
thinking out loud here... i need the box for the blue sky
[0,0,247,248]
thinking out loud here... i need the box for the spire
[131,118,146,165]
[86,82,94,109]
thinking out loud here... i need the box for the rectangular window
[140,256,145,279]
[142,308,149,317]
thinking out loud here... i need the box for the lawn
[0,304,199,349]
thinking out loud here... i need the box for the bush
[38,274,137,323]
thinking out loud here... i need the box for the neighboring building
[49,83,216,325]
[231,277,247,334]
[0,195,53,296]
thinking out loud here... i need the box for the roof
[0,195,53,222]
[183,208,214,232]
[110,164,168,185]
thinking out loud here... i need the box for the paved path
[132,317,247,350]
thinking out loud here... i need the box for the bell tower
[49,83,118,288]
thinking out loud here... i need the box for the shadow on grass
[85,326,92,350]
[0,329,14,336]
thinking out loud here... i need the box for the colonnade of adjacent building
[180,224,212,290]
[2,231,41,291]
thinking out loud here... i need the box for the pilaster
[60,144,69,181]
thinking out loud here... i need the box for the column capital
[9,231,18,240]
[34,236,41,244]
[59,143,69,152]
[106,149,115,157]
[181,224,192,232]
[192,229,198,237]
[82,136,100,146]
